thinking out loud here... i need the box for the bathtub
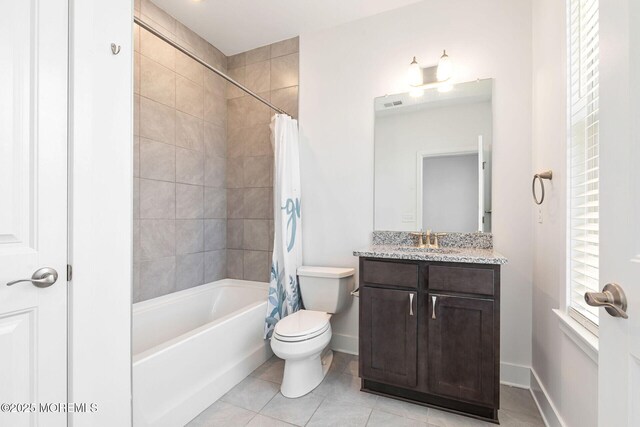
[132,279,272,427]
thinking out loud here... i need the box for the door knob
[584,283,628,319]
[6,267,59,288]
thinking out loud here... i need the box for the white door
[0,0,68,426]
[596,0,639,425]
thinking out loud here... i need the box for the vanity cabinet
[358,258,501,423]
[360,286,417,388]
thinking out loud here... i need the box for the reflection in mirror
[374,79,493,233]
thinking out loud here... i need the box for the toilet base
[280,348,333,398]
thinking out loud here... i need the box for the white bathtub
[132,279,272,427]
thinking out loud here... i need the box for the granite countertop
[353,245,508,265]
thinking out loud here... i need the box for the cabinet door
[360,286,418,388]
[427,293,496,406]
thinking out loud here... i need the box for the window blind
[568,0,599,332]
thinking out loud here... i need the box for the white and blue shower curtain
[264,114,303,339]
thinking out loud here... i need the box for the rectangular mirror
[374,79,493,233]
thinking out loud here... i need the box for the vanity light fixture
[407,50,454,95]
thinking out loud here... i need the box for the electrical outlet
[538,208,543,224]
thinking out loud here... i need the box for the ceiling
[152,0,424,55]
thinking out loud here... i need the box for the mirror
[374,79,493,233]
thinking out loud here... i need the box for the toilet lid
[274,310,330,339]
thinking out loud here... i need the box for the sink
[394,247,459,254]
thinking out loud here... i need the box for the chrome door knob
[585,283,628,319]
[6,267,59,288]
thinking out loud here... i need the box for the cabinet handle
[409,293,414,316]
[432,295,437,319]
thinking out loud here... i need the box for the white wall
[531,0,598,425]
[374,101,491,231]
[299,0,534,383]
[69,0,133,424]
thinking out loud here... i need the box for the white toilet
[270,266,355,398]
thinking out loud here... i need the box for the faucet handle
[409,232,426,248]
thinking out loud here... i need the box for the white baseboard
[330,333,358,355]
[500,362,531,388]
[530,368,565,427]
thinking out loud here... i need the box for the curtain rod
[134,16,289,116]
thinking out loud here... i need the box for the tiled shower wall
[225,40,300,283]
[133,0,229,302]
[133,1,299,301]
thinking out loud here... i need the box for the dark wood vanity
[358,256,501,423]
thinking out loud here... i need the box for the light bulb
[437,50,453,82]
[407,57,423,87]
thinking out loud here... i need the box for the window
[567,0,599,334]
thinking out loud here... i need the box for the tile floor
[187,352,545,427]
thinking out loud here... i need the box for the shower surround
[133,0,299,302]
[225,39,300,283]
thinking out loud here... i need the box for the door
[427,293,495,406]
[0,0,68,426]
[596,0,640,425]
[360,286,418,387]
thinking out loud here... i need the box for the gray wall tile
[246,45,271,64]
[227,53,246,69]
[140,28,175,70]
[140,96,175,144]
[140,219,175,259]
[204,123,226,158]
[176,50,204,85]
[226,157,244,188]
[227,219,244,249]
[176,219,204,254]
[205,219,227,250]
[139,179,175,219]
[176,252,204,291]
[244,156,272,188]
[137,256,176,302]
[176,75,204,118]
[244,188,270,219]
[175,110,204,152]
[244,220,270,251]
[140,138,176,181]
[245,125,271,156]
[227,188,244,218]
[227,249,244,279]
[140,55,176,107]
[245,61,270,93]
[176,183,204,219]
[134,10,233,302]
[205,155,226,187]
[176,147,204,185]
[204,250,226,282]
[271,37,299,58]
[244,250,270,282]
[270,53,299,90]
[205,187,227,218]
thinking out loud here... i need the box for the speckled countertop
[353,245,508,265]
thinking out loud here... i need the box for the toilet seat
[273,310,330,343]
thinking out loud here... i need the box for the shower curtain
[264,114,303,339]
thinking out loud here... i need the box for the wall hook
[532,170,553,205]
[111,43,121,55]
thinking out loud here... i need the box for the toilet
[270,266,355,398]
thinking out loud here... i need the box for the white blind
[568,0,600,331]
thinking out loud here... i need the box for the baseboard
[330,333,358,355]
[530,368,565,427]
[500,362,531,388]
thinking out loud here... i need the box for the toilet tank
[297,266,355,314]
